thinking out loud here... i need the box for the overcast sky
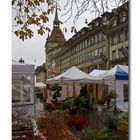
[12,1,96,67]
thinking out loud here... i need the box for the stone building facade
[36,2,129,81]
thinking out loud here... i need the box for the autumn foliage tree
[12,0,128,41]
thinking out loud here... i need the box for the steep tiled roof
[47,27,66,43]
[47,6,66,43]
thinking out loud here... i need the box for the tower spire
[53,3,60,27]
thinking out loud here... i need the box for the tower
[45,6,66,78]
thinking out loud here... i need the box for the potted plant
[97,99,105,112]
[67,115,89,130]
[82,128,118,140]
[104,112,119,132]
[82,128,98,140]
[74,95,88,109]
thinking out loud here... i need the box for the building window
[94,35,98,44]
[82,41,85,49]
[82,54,84,62]
[85,53,88,61]
[85,40,87,48]
[99,48,102,57]
[77,57,79,64]
[112,50,116,60]
[98,33,102,42]
[112,19,117,27]
[118,48,123,58]
[102,46,107,55]
[79,55,82,63]
[103,34,106,40]
[120,12,127,23]
[91,36,94,44]
[103,16,107,22]
[77,45,79,52]
[120,32,125,43]
[95,21,99,26]
[123,84,128,102]
[95,49,98,57]
[87,52,91,60]
[79,43,82,50]
[87,38,90,47]
[112,34,119,45]
[92,51,94,58]
[99,46,107,57]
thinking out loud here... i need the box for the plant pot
[97,104,103,112]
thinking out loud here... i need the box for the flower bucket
[97,104,103,112]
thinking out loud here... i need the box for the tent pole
[114,79,117,114]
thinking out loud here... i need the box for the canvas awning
[89,69,108,77]
[100,65,128,80]
[47,66,103,84]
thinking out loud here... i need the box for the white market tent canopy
[101,65,128,80]
[47,66,103,84]
[101,65,129,112]
[89,69,108,77]
[35,82,46,88]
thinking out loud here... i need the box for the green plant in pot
[62,97,78,115]
[74,95,88,109]
[82,128,98,140]
[68,98,78,115]
[82,128,118,140]
[104,112,119,132]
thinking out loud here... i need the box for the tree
[12,0,128,41]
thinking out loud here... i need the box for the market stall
[100,65,128,112]
[89,69,109,101]
[46,66,103,105]
[12,60,35,136]
[47,66,103,84]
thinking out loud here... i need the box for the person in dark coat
[106,94,111,111]
[80,84,88,97]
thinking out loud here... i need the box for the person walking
[88,85,95,109]
[80,84,88,97]
[106,94,111,111]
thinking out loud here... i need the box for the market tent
[101,65,129,112]
[101,65,128,80]
[47,66,103,84]
[89,69,109,101]
[35,82,46,88]
[89,69,108,77]
[12,60,35,132]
